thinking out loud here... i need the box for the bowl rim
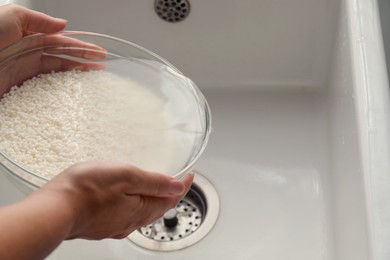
[0,30,212,187]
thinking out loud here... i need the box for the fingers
[44,46,106,60]
[181,173,195,192]
[4,34,107,61]
[14,4,67,34]
[0,33,106,95]
[45,161,195,240]
[126,173,194,228]
[0,53,104,96]
[125,171,185,197]
[124,170,195,198]
[40,34,107,60]
[39,55,104,73]
[0,3,66,49]
[0,49,104,97]
[60,161,193,198]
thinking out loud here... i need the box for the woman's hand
[0,3,105,97]
[42,161,194,240]
[0,161,193,260]
[0,3,67,49]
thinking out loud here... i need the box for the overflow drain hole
[128,172,219,251]
[154,0,190,23]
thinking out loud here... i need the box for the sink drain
[139,187,204,241]
[128,172,219,251]
[154,0,191,23]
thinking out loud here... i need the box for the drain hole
[137,182,205,242]
[128,172,219,251]
[154,0,190,23]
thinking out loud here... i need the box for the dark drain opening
[154,0,191,23]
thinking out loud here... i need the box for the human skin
[0,3,67,48]
[0,161,193,260]
[0,4,195,260]
[0,3,105,97]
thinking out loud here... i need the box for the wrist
[26,183,79,240]
[0,187,79,259]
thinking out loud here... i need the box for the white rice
[0,70,176,179]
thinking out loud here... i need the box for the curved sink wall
[0,0,389,259]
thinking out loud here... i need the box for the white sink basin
[379,0,390,79]
[0,0,389,259]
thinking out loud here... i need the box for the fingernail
[168,180,185,195]
[84,51,106,60]
[56,18,68,23]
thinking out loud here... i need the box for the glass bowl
[0,31,211,192]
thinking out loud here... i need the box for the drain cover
[140,197,203,241]
[154,0,191,23]
[128,172,219,251]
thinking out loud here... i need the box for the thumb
[125,170,193,198]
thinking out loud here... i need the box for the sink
[0,0,389,259]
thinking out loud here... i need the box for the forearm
[0,161,193,259]
[0,190,75,260]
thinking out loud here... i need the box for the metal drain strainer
[140,195,203,241]
[128,172,219,251]
[154,0,191,23]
